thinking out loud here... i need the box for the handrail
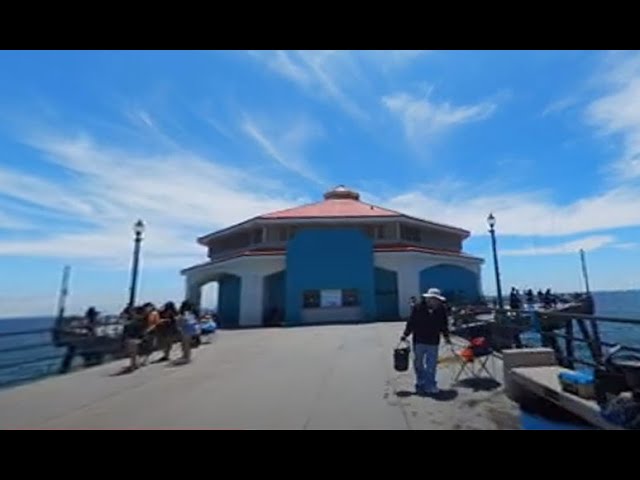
[493,308,640,325]
[488,307,640,370]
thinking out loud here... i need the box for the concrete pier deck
[0,323,519,429]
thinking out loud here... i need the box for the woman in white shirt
[178,301,200,363]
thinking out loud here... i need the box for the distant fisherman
[509,287,521,310]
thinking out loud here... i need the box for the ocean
[1,290,640,390]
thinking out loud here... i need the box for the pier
[0,322,519,430]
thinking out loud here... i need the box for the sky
[1,50,640,317]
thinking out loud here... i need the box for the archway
[186,273,241,328]
[419,264,480,305]
[263,270,286,326]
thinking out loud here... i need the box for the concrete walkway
[0,323,520,429]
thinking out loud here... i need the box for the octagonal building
[181,186,484,327]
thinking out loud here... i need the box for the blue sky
[1,50,640,316]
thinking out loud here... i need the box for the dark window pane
[303,290,320,308]
[342,289,360,307]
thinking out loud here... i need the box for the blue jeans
[414,343,439,391]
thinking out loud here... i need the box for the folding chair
[451,337,496,383]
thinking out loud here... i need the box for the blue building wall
[218,274,241,327]
[285,229,376,325]
[419,264,480,304]
[263,270,286,322]
[374,267,399,320]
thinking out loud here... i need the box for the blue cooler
[558,370,595,400]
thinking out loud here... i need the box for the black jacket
[403,297,450,346]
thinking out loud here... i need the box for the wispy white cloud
[0,133,305,266]
[241,114,326,185]
[373,182,640,237]
[542,96,579,117]
[612,242,638,251]
[501,235,615,257]
[250,50,427,122]
[203,115,236,142]
[382,90,497,143]
[0,166,94,216]
[362,50,428,72]
[260,50,312,87]
[0,211,32,230]
[586,52,640,180]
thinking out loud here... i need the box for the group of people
[509,287,557,310]
[119,300,216,373]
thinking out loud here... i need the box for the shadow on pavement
[110,366,137,376]
[395,390,413,398]
[430,389,458,401]
[455,377,501,392]
[394,389,459,401]
[166,358,192,368]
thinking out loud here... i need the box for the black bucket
[394,341,411,372]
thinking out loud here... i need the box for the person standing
[509,287,521,311]
[177,301,199,364]
[156,301,179,362]
[401,288,451,395]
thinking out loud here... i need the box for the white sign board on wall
[320,289,342,308]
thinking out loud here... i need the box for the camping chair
[451,337,496,383]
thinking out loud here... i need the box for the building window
[342,289,360,307]
[303,290,320,308]
[303,289,361,309]
[252,229,263,244]
[375,226,385,240]
[278,228,288,242]
[320,289,342,307]
[401,225,421,242]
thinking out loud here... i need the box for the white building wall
[183,255,285,326]
[374,251,483,318]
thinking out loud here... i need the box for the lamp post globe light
[487,213,504,310]
[128,219,145,309]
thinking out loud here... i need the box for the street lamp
[487,213,504,310]
[128,219,145,308]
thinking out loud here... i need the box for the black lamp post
[487,213,504,310]
[128,219,145,308]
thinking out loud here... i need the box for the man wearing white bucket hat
[401,288,451,395]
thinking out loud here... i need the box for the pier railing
[0,320,125,388]
[492,309,640,369]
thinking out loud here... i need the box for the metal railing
[494,309,640,369]
[0,319,127,388]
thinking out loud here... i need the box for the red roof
[260,198,401,219]
[197,186,469,245]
